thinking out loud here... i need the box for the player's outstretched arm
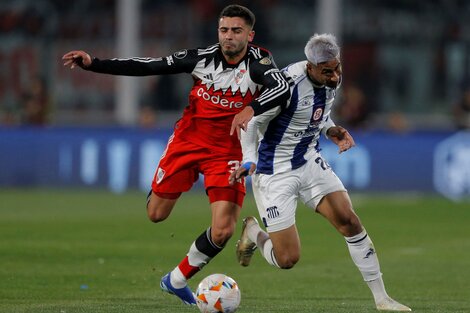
[230,106,255,139]
[62,50,92,69]
[326,126,356,153]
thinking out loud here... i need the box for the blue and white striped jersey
[241,60,338,175]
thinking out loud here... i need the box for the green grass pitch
[1,188,469,313]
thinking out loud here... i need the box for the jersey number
[228,160,241,173]
[315,156,330,170]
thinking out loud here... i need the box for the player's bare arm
[62,50,92,69]
[230,106,254,139]
[228,162,256,185]
[326,125,356,153]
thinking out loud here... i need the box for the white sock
[345,229,387,301]
[170,266,187,288]
[246,222,280,268]
[245,221,262,243]
[367,276,390,303]
[259,236,280,268]
[345,229,381,281]
[187,241,212,268]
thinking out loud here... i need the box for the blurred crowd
[1,0,470,131]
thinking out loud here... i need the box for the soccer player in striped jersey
[62,5,289,306]
[230,34,411,311]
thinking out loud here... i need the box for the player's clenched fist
[62,50,92,69]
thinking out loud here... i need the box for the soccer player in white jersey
[229,34,412,311]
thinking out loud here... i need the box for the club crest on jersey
[312,107,323,121]
[259,57,271,65]
[266,206,279,219]
[235,69,247,85]
[173,49,188,59]
[156,167,165,184]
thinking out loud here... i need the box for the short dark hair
[219,4,255,28]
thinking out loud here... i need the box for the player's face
[218,17,254,63]
[307,59,342,88]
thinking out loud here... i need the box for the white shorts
[251,151,346,233]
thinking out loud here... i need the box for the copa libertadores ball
[195,273,241,313]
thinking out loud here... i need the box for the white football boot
[376,297,412,311]
[236,216,259,267]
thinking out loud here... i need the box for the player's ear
[248,30,255,42]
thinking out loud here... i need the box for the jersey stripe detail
[291,87,326,169]
[249,46,262,59]
[198,44,219,55]
[256,72,290,106]
[110,57,160,63]
[256,84,300,174]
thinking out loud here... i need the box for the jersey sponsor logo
[294,127,317,138]
[266,206,279,219]
[196,87,243,109]
[235,69,246,85]
[173,49,188,59]
[156,167,165,184]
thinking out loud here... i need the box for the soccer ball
[195,273,241,313]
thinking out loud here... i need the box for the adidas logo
[203,73,213,81]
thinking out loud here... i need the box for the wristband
[241,162,254,176]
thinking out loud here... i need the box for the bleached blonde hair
[304,33,340,65]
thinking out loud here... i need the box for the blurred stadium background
[1,2,470,312]
[0,0,470,200]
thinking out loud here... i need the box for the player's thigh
[252,173,299,232]
[211,200,241,228]
[153,137,204,193]
[300,154,346,210]
[200,153,245,195]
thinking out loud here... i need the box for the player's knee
[337,214,363,237]
[276,252,300,269]
[146,207,169,223]
[210,226,234,247]
[147,211,165,223]
[146,197,175,223]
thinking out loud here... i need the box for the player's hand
[230,106,254,139]
[62,50,92,69]
[228,162,256,185]
[326,126,355,153]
